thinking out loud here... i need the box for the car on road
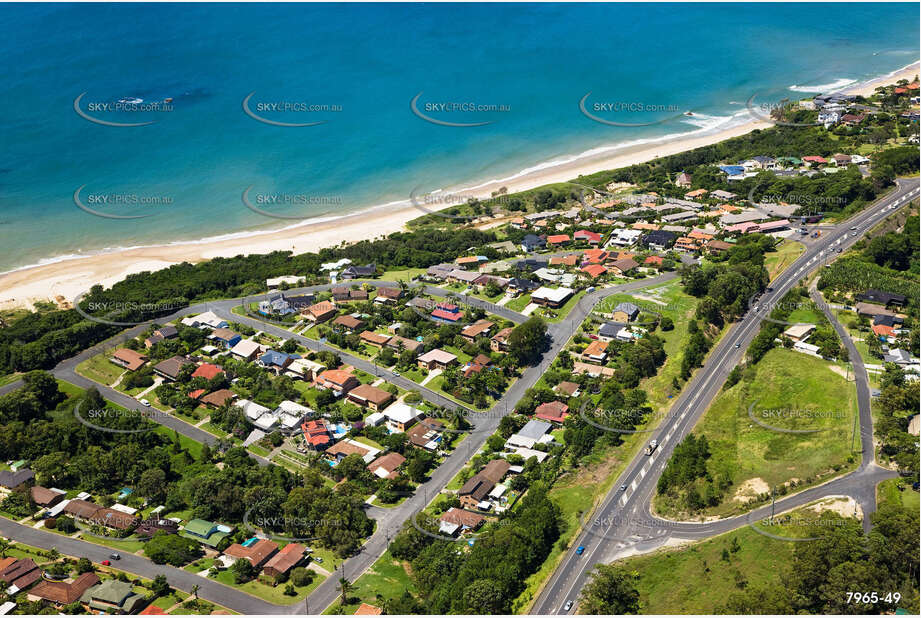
[109,553,121,560]
[392,371,400,377]
[735,342,741,348]
[101,560,111,566]
[576,545,585,555]
[619,484,627,492]
[140,399,151,407]
[766,286,774,292]
[564,600,573,612]
[851,232,857,237]
[850,226,857,230]
[836,248,842,253]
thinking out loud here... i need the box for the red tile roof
[192,363,223,380]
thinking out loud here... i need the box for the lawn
[505,294,533,313]
[378,268,426,282]
[209,566,326,605]
[877,477,920,511]
[542,290,586,323]
[322,550,416,614]
[656,347,859,519]
[75,352,126,386]
[0,373,22,387]
[154,425,204,459]
[764,239,806,281]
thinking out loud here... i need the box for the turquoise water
[0,3,917,272]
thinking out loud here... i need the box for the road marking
[620,494,628,505]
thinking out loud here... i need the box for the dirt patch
[733,477,770,503]
[809,495,862,520]
[632,293,667,306]
[827,365,850,379]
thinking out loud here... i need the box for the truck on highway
[644,440,658,455]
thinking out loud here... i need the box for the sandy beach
[1,62,917,310]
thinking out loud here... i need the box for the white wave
[788,78,857,93]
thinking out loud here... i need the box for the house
[367,452,406,479]
[153,356,194,381]
[707,239,733,255]
[458,459,511,509]
[406,418,444,450]
[510,258,548,273]
[781,323,816,343]
[583,340,609,363]
[89,507,140,532]
[609,258,639,276]
[757,219,791,234]
[0,467,33,490]
[210,328,242,349]
[857,290,906,308]
[535,401,569,424]
[262,544,307,579]
[417,349,458,371]
[347,384,393,411]
[315,369,360,396]
[642,230,676,251]
[325,439,379,464]
[574,230,602,244]
[360,331,392,348]
[581,264,607,279]
[488,240,518,253]
[180,311,228,330]
[531,286,574,308]
[491,327,514,352]
[0,558,41,592]
[855,302,897,319]
[224,539,279,569]
[555,381,581,398]
[385,335,424,355]
[832,153,852,167]
[841,113,866,126]
[191,363,223,381]
[30,486,65,508]
[644,255,664,268]
[607,228,643,247]
[374,287,403,304]
[550,254,580,268]
[302,419,332,449]
[685,188,709,199]
[461,319,493,342]
[301,300,338,323]
[711,190,736,201]
[674,237,699,252]
[258,350,298,373]
[546,234,571,246]
[382,401,423,432]
[425,263,455,280]
[455,255,487,269]
[180,519,233,548]
[285,358,325,381]
[80,578,146,614]
[354,604,384,615]
[28,572,100,607]
[675,172,692,188]
[135,518,180,538]
[431,302,464,323]
[332,314,366,333]
[229,338,262,362]
[439,508,485,537]
[521,234,546,252]
[612,302,640,322]
[340,264,376,279]
[332,287,368,302]
[111,348,148,372]
[872,323,896,341]
[506,419,552,449]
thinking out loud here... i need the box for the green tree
[580,565,640,614]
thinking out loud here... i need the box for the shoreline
[1,62,918,311]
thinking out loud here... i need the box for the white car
[140,399,151,407]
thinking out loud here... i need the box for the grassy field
[505,294,533,313]
[75,352,126,386]
[378,268,426,282]
[877,477,920,511]
[322,550,416,614]
[657,347,859,518]
[765,239,806,281]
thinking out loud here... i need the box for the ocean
[0,2,917,273]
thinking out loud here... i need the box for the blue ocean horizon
[0,3,918,273]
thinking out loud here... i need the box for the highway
[531,178,918,614]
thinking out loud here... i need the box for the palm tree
[191,585,200,601]
[338,577,351,606]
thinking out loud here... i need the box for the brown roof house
[367,452,406,479]
[223,538,279,569]
[262,543,306,579]
[111,348,147,372]
[30,486,65,508]
[152,356,194,381]
[28,572,100,606]
[301,300,337,323]
[461,319,493,342]
[439,507,485,536]
[458,459,510,509]
[347,384,393,411]
[332,315,366,333]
